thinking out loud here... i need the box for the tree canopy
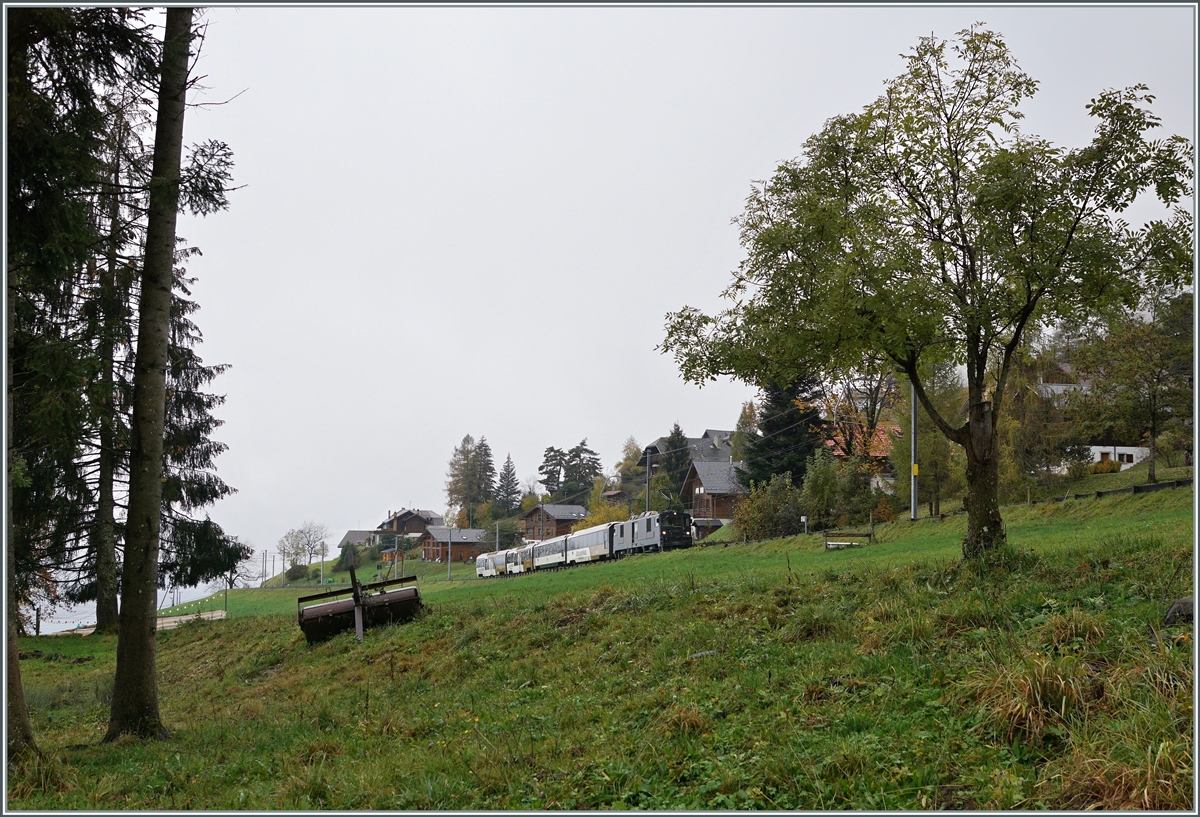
[663,25,1193,559]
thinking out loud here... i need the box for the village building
[518,504,587,541]
[681,459,748,541]
[825,424,903,492]
[377,508,443,536]
[371,509,444,561]
[418,526,486,562]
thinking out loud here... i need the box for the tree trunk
[961,399,1006,559]
[93,141,123,635]
[104,6,192,742]
[6,599,38,760]
[6,284,40,760]
[1147,433,1157,484]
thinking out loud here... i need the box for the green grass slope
[11,487,1193,810]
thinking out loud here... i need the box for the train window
[646,518,651,532]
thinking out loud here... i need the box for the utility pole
[447,529,453,581]
[644,449,655,514]
[910,380,918,521]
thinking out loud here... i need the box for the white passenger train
[475,510,692,578]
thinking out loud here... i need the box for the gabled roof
[685,460,748,495]
[520,503,587,521]
[421,526,486,544]
[639,429,735,467]
[337,530,375,548]
[378,508,444,529]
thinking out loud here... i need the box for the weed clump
[966,654,1102,745]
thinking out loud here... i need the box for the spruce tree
[740,377,826,488]
[659,424,693,509]
[470,437,496,504]
[106,5,194,742]
[561,440,602,502]
[538,446,566,496]
[6,6,156,758]
[494,454,521,515]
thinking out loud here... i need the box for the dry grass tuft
[967,654,1101,745]
[6,751,78,799]
[1044,739,1193,810]
[1039,607,1105,649]
[656,702,708,736]
[780,605,841,642]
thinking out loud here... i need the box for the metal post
[645,450,655,514]
[910,379,918,521]
[447,529,452,581]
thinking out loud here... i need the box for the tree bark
[93,135,123,635]
[961,399,1006,559]
[104,6,192,742]
[7,282,40,761]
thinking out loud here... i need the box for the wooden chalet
[371,509,444,562]
[418,526,486,562]
[681,460,748,541]
[519,504,587,541]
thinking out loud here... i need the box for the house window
[1100,452,1110,461]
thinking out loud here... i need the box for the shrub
[285,563,309,582]
[732,472,806,541]
[1091,459,1123,474]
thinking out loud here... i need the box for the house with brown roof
[825,424,903,491]
[518,503,587,542]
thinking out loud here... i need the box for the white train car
[506,543,534,575]
[566,522,613,565]
[475,550,505,578]
[531,535,568,570]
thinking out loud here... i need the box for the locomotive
[475,510,692,578]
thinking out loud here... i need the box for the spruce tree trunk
[6,282,40,760]
[93,141,123,635]
[104,6,192,742]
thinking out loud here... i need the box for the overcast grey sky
[170,4,1195,566]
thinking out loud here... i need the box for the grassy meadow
[9,485,1194,810]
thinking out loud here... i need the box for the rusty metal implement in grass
[296,565,424,644]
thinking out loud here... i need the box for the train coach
[475,510,692,579]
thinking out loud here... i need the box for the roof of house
[520,503,588,521]
[420,526,486,544]
[378,508,444,529]
[337,530,375,548]
[640,429,735,467]
[685,460,749,495]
